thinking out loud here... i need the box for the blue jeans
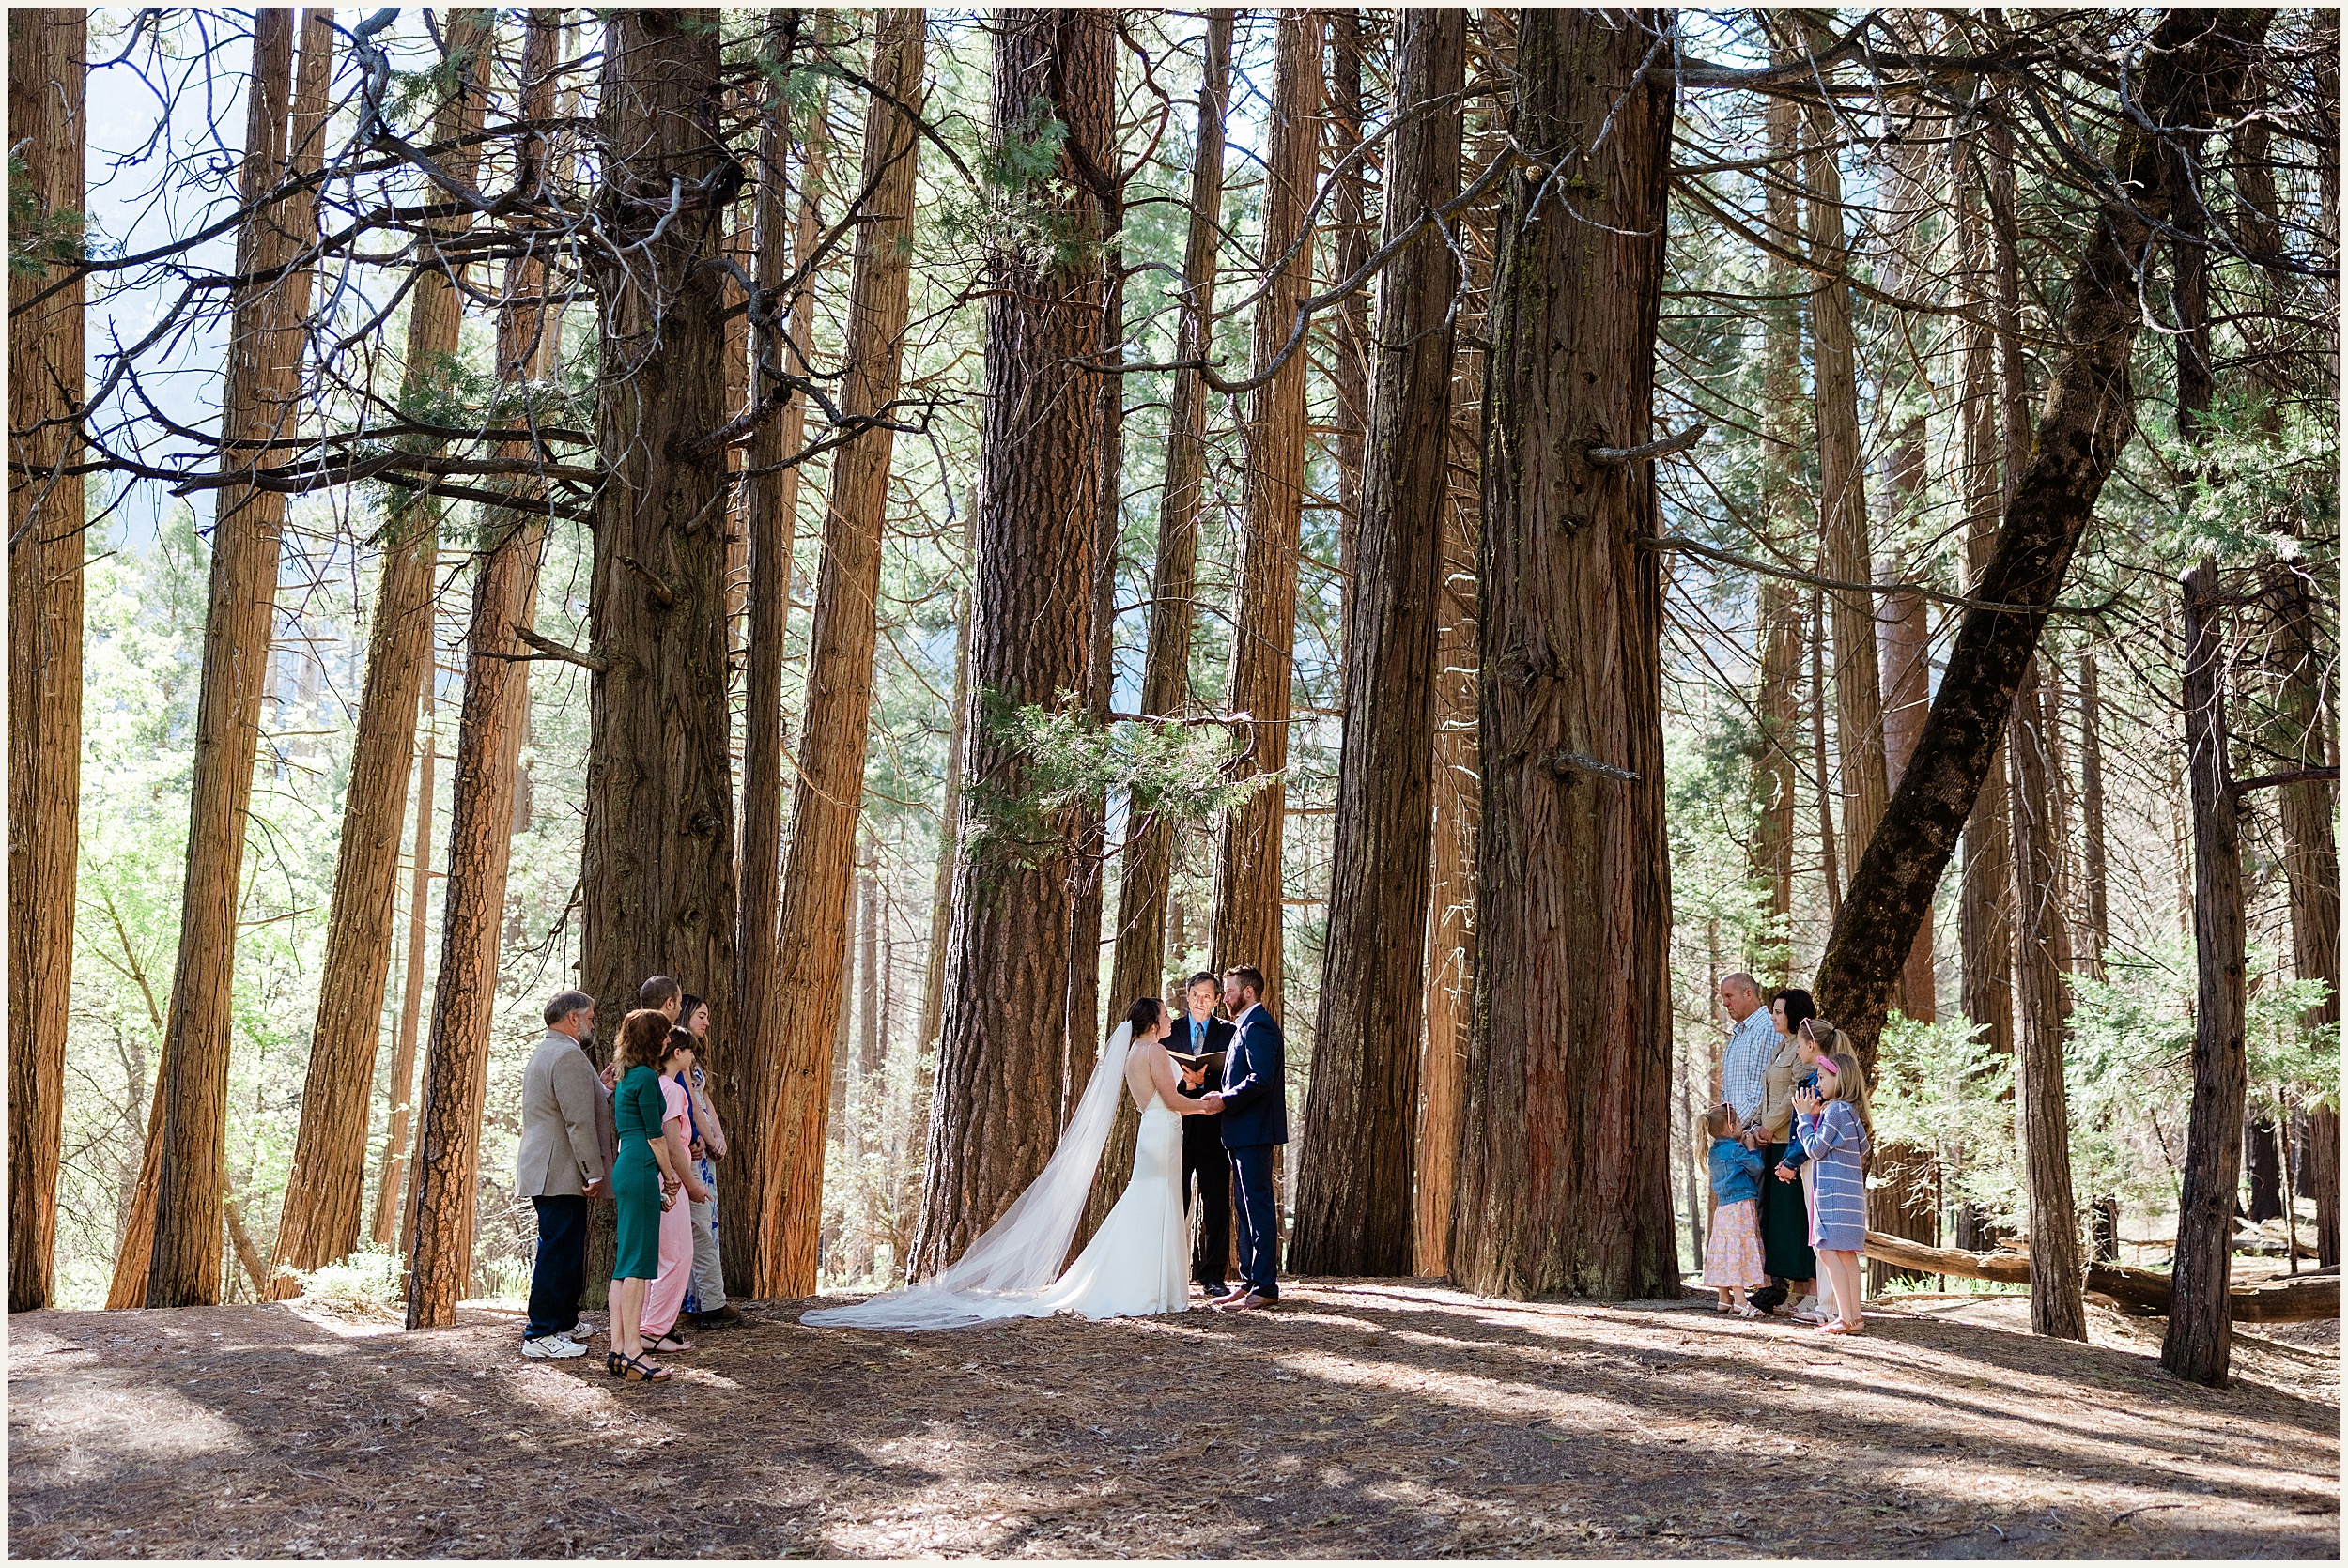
[1228,1145,1279,1299]
[526,1194,589,1340]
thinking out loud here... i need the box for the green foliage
[1870,1011,2017,1224]
[7,151,85,277]
[962,691,1269,877]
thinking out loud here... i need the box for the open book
[1164,1048,1227,1070]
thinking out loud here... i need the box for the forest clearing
[6,3,2341,1554]
[8,1279,2339,1560]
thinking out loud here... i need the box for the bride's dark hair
[1124,995,1164,1037]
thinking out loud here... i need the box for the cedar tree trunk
[908,8,1111,1279]
[1290,6,1462,1278]
[1450,6,1677,1303]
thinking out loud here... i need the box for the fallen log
[1860,1231,2340,1323]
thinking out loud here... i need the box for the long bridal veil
[801,1022,1135,1330]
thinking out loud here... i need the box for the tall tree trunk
[1413,76,1501,1283]
[2008,660,2085,1340]
[274,10,488,1296]
[570,0,740,1198]
[1291,7,1462,1279]
[1104,5,1231,1045]
[757,8,923,1296]
[858,843,883,1079]
[1209,10,1321,1011]
[909,8,1111,1279]
[730,27,824,1299]
[2163,560,2246,1385]
[401,10,568,1328]
[1451,6,1676,1303]
[1808,10,2263,1061]
[1800,16,1889,911]
[7,7,87,1314]
[1877,587,1935,1020]
[371,681,437,1248]
[143,8,331,1308]
[1326,8,1371,647]
[919,505,976,1059]
[1953,130,2014,1249]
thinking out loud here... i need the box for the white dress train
[800,1025,1188,1330]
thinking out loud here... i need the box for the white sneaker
[564,1320,599,1341]
[522,1333,588,1360]
[1792,1296,1830,1323]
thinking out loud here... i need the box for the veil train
[800,1022,1135,1330]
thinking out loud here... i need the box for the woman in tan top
[1753,989,1820,1320]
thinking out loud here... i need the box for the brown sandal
[624,1354,672,1381]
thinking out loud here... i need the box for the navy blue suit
[1219,1005,1287,1298]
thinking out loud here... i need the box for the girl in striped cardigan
[1793,1046,1870,1335]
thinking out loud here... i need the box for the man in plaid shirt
[1718,973,1775,1127]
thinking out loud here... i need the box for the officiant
[1172,970,1236,1300]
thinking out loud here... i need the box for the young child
[1700,1103,1768,1316]
[1794,1046,1872,1334]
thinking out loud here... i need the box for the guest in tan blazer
[517,990,610,1359]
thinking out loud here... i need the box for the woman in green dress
[610,1008,686,1381]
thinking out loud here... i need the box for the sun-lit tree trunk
[731,38,826,1299]
[910,8,1111,1279]
[1451,6,1676,1303]
[2164,560,2246,1384]
[371,680,436,1250]
[7,7,87,1314]
[1808,9,2261,1064]
[761,8,923,1296]
[141,8,331,1308]
[1747,86,1804,946]
[1800,14,1888,909]
[1291,6,1462,1279]
[274,10,488,1296]
[1209,9,1321,1010]
[1413,67,1503,1283]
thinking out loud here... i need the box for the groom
[1213,966,1286,1314]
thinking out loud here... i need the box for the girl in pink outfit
[639,1027,710,1352]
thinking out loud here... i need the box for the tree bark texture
[1799,19,1889,899]
[372,683,436,1249]
[2163,561,2247,1385]
[919,507,976,1061]
[730,43,826,1299]
[1413,85,1501,1283]
[2077,642,2109,979]
[1290,6,1462,1280]
[1451,8,1677,1303]
[145,8,331,1307]
[1209,10,1321,1010]
[2008,660,2086,1340]
[7,7,87,1314]
[909,8,1111,1280]
[1808,10,2263,1063]
[274,11,487,1295]
[1877,587,1935,1022]
[761,7,923,1298]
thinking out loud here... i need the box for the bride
[802,997,1223,1330]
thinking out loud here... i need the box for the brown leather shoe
[1208,1285,1251,1309]
[1215,1291,1276,1314]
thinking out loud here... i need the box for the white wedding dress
[802,1023,1188,1330]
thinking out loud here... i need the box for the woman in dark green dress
[610,1008,685,1381]
[1756,988,1819,1317]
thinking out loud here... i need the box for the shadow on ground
[7,1280,2338,1559]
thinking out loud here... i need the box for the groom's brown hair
[1223,965,1265,1000]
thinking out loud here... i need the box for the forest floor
[7,1277,2339,1560]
